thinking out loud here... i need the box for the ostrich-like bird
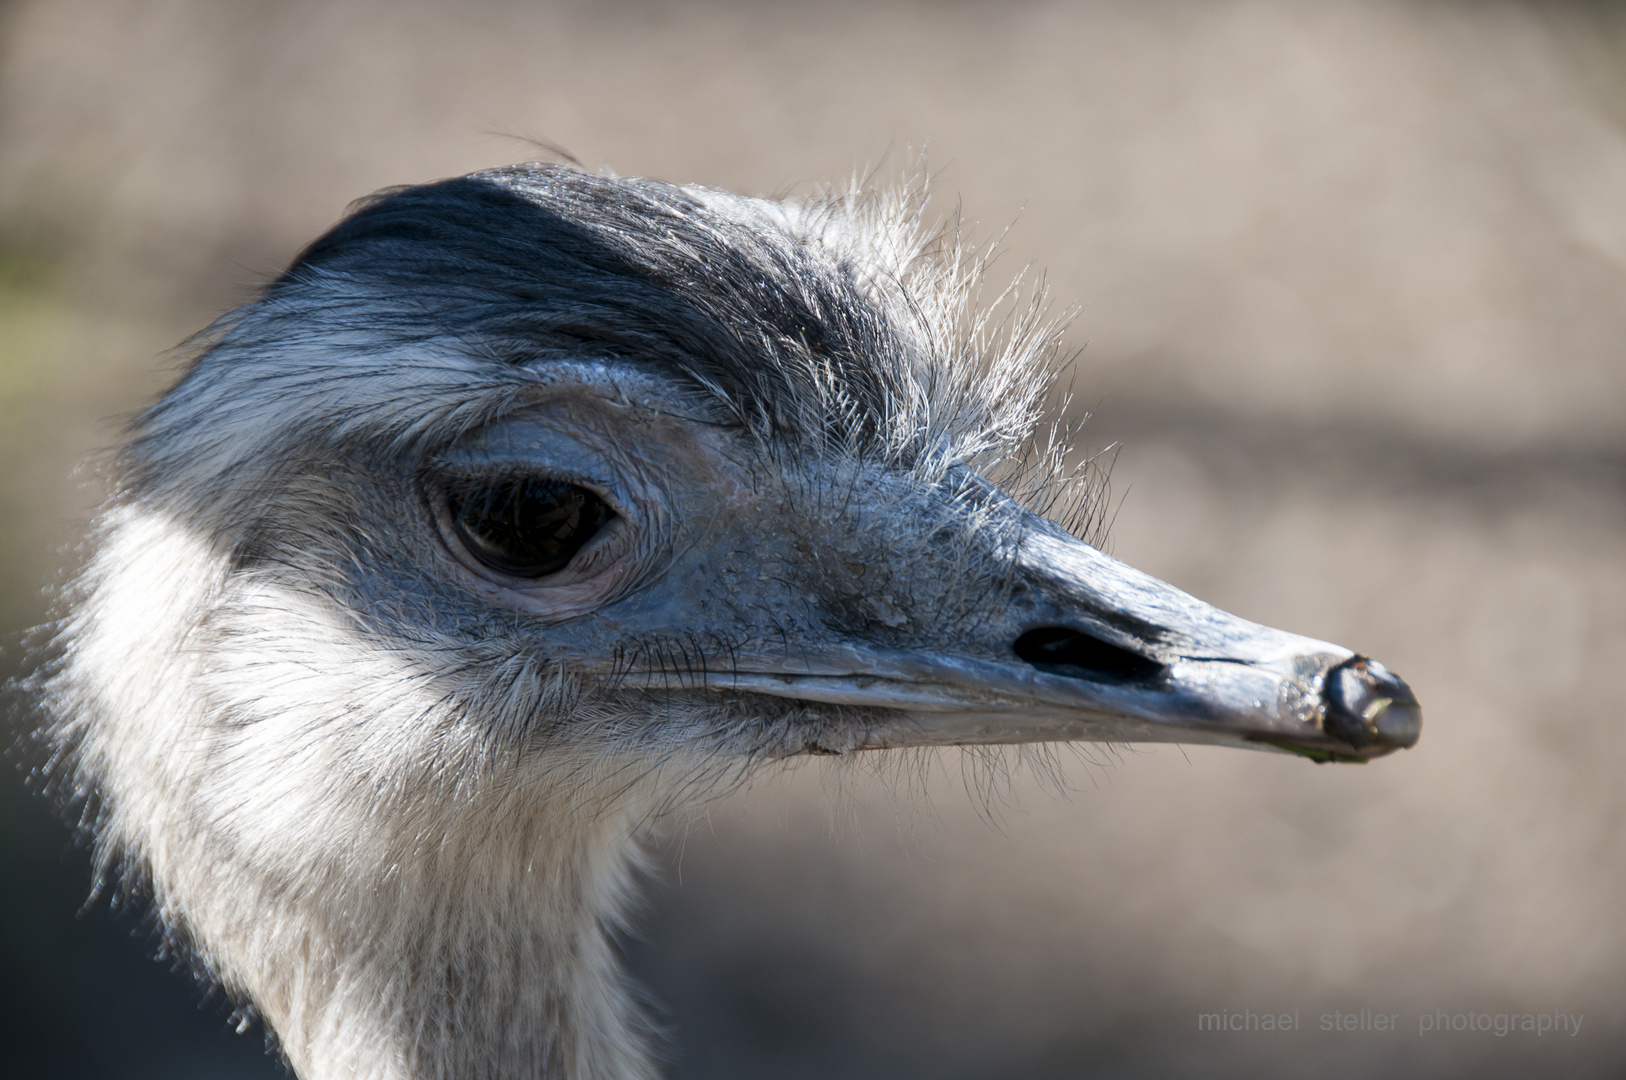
[32,165,1419,1080]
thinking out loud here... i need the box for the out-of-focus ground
[3,1,1625,1076]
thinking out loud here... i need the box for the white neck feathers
[54,505,663,1080]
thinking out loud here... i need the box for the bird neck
[248,795,662,1080]
[61,508,666,1078]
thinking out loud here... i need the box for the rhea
[31,165,1420,1080]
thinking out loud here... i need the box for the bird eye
[445,476,613,579]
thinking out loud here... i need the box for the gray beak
[716,526,1422,763]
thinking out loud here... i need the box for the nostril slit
[1013,626,1164,683]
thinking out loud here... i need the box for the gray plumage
[27,164,1420,1080]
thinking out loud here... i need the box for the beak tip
[1323,656,1422,752]
[1372,698,1423,749]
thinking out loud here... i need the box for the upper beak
[709,527,1422,763]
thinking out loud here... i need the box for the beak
[708,528,1422,763]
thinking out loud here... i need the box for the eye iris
[450,478,611,578]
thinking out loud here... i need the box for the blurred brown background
[3,1,1625,1077]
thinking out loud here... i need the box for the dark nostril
[1322,656,1422,750]
[1014,626,1164,683]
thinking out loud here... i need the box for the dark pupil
[450,477,611,578]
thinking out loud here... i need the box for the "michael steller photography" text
[1196,1008,1583,1037]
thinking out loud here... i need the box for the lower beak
[719,645,1419,762]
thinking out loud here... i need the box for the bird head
[61,165,1418,823]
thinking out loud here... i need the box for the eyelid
[427,461,630,521]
